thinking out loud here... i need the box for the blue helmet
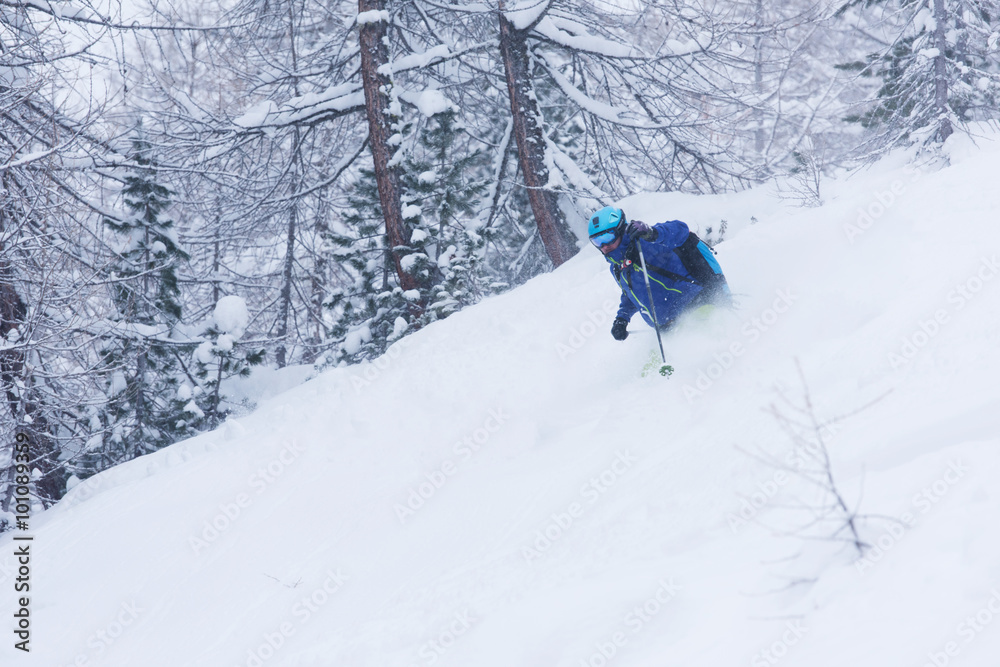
[588,206,626,248]
[588,206,626,237]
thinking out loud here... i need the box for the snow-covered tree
[400,109,493,321]
[324,104,497,364]
[93,136,194,465]
[837,0,1000,149]
[190,295,265,429]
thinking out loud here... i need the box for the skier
[588,206,731,341]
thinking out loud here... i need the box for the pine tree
[322,107,496,365]
[93,137,194,466]
[322,167,418,365]
[403,109,492,323]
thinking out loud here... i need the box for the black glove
[611,317,629,341]
[626,220,657,241]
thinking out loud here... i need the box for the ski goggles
[589,230,620,248]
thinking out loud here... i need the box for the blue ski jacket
[604,220,729,328]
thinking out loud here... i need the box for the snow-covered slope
[4,134,1000,667]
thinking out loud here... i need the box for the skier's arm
[648,220,690,251]
[612,293,634,340]
[616,290,637,321]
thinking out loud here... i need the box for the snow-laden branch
[416,0,491,12]
[377,45,451,76]
[232,83,366,130]
[545,139,607,202]
[231,40,491,131]
[533,16,637,58]
[0,147,59,172]
[379,40,494,76]
[536,54,668,129]
[537,57,629,123]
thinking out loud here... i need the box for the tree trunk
[136,229,150,455]
[307,201,329,364]
[932,0,953,142]
[276,153,298,368]
[497,3,578,267]
[134,349,147,456]
[212,233,221,305]
[277,3,303,367]
[358,0,421,297]
[753,0,766,158]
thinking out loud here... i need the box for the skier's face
[598,235,623,255]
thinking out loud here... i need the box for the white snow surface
[4,132,1000,667]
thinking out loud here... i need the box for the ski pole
[636,242,666,364]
